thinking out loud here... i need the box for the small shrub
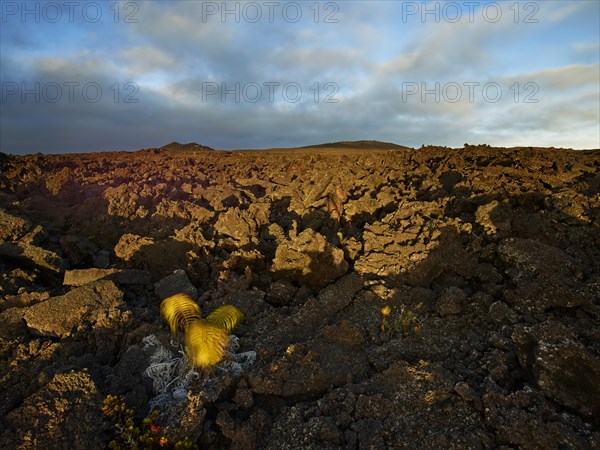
[102,394,197,450]
[380,303,423,338]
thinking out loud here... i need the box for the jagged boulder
[0,209,31,242]
[498,238,592,313]
[154,269,198,300]
[2,371,105,449]
[270,229,348,290]
[63,268,151,286]
[512,321,600,420]
[0,241,65,273]
[23,280,124,338]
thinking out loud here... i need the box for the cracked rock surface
[0,143,599,448]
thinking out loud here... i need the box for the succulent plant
[160,294,244,370]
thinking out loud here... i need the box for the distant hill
[160,142,215,151]
[299,140,411,150]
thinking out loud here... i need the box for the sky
[0,0,599,153]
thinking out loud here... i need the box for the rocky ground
[0,142,599,449]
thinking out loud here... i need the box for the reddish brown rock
[270,229,348,290]
[23,280,124,338]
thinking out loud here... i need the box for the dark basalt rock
[0,145,599,448]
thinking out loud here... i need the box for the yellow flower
[380,305,391,317]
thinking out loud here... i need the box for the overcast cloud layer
[1,0,599,153]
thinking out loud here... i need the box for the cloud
[518,63,599,91]
[118,46,180,77]
[1,1,598,153]
[538,1,587,23]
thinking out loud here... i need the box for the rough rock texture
[0,144,599,448]
[498,238,592,313]
[475,200,512,235]
[23,280,124,338]
[2,371,105,450]
[154,269,198,300]
[63,268,151,286]
[0,208,31,242]
[0,242,65,274]
[114,233,155,265]
[59,235,99,267]
[512,321,600,420]
[436,286,466,317]
[270,229,348,290]
[0,307,29,339]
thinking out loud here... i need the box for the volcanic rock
[0,241,65,273]
[249,338,369,398]
[512,321,600,420]
[154,269,198,300]
[475,200,512,235]
[436,286,466,317]
[270,229,348,290]
[59,235,99,267]
[63,268,151,286]
[498,238,592,313]
[23,280,124,338]
[0,145,598,449]
[0,208,31,242]
[2,371,104,449]
[20,224,48,246]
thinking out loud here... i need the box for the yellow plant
[184,320,229,369]
[160,294,202,333]
[380,303,422,337]
[205,305,245,333]
[160,294,245,370]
